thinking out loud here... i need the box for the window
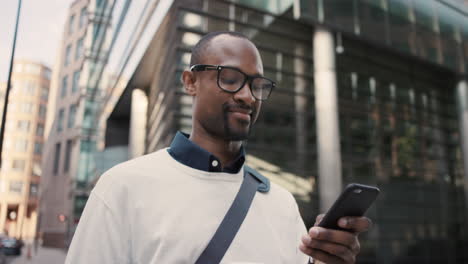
[76,38,84,60]
[23,80,36,95]
[29,183,39,197]
[9,181,23,194]
[79,7,87,28]
[68,104,77,128]
[69,14,75,34]
[19,102,33,113]
[61,75,68,98]
[65,44,72,66]
[34,142,42,155]
[36,124,44,137]
[72,71,80,93]
[42,69,51,79]
[41,87,48,100]
[14,140,28,152]
[17,120,30,132]
[64,140,72,172]
[39,105,47,118]
[12,160,25,171]
[57,109,65,132]
[53,143,61,175]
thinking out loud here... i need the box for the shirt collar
[167,131,245,173]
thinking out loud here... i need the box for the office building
[39,0,113,247]
[0,60,51,240]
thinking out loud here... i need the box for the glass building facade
[103,0,468,262]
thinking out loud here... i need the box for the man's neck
[189,131,242,169]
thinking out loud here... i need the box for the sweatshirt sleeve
[292,198,311,264]
[65,190,131,264]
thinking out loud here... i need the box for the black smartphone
[318,183,380,231]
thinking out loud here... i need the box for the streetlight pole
[0,0,22,167]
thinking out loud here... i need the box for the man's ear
[182,70,197,96]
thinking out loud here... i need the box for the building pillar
[0,203,7,233]
[129,88,148,158]
[16,204,25,238]
[295,45,307,175]
[456,80,468,208]
[313,27,343,212]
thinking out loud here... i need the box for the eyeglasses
[190,64,275,101]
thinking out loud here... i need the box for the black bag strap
[195,169,261,264]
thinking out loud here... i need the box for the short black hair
[189,31,251,66]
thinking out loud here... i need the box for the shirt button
[212,160,219,167]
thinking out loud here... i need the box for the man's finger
[299,244,347,264]
[338,216,372,233]
[302,235,356,263]
[309,227,358,250]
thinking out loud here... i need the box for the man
[65,31,371,263]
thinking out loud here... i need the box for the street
[2,245,66,264]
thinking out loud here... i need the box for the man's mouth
[225,105,253,123]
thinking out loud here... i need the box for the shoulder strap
[244,165,270,193]
[195,169,260,264]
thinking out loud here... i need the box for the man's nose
[233,81,255,104]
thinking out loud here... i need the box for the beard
[222,102,256,141]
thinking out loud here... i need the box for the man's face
[191,36,264,141]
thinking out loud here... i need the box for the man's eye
[220,78,239,85]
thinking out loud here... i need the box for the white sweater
[65,149,309,264]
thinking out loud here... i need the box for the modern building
[0,60,51,240]
[97,0,468,263]
[38,0,114,248]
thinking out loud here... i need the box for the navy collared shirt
[167,132,246,173]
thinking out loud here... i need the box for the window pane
[65,45,72,66]
[76,38,83,60]
[9,181,23,194]
[39,105,47,118]
[68,104,76,128]
[12,160,25,171]
[57,109,65,132]
[36,124,44,137]
[14,140,28,152]
[72,71,80,93]
[69,14,75,34]
[17,120,30,132]
[34,142,42,155]
[79,7,87,28]
[436,2,462,69]
[29,183,39,197]
[324,0,356,33]
[388,0,414,54]
[61,75,68,98]
[53,143,61,175]
[359,0,388,44]
[64,140,72,172]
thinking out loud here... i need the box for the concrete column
[313,27,343,212]
[456,80,468,208]
[129,89,148,158]
[16,204,25,238]
[295,45,307,175]
[0,203,7,233]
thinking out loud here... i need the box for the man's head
[182,31,270,141]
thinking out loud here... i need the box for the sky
[0,0,70,82]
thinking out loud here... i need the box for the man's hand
[299,214,372,264]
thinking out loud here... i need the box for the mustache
[223,103,255,114]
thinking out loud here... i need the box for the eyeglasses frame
[190,64,275,101]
